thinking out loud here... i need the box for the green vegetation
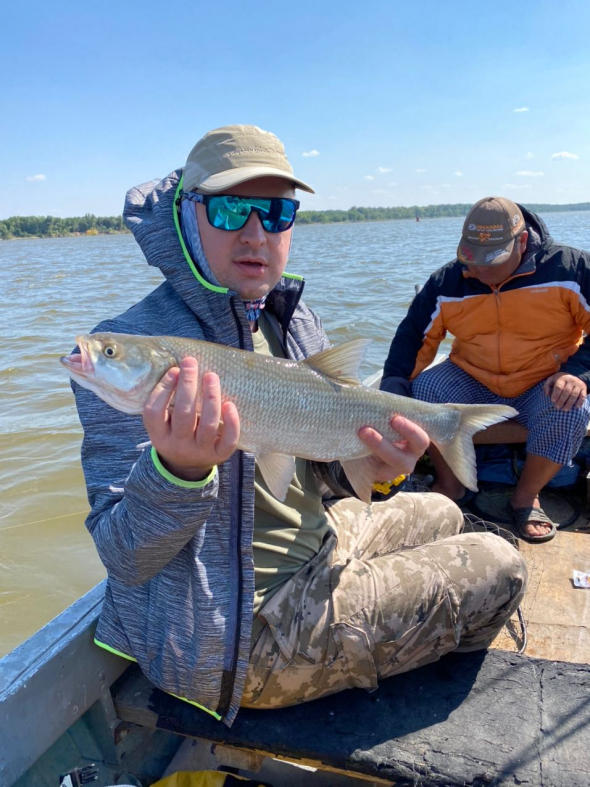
[0,214,127,239]
[1,202,589,239]
[297,202,590,225]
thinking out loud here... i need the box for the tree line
[1,202,589,239]
[296,202,590,225]
[0,214,126,239]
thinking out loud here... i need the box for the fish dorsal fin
[256,452,296,502]
[303,339,371,385]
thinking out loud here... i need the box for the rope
[0,510,89,532]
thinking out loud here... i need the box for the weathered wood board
[492,529,590,662]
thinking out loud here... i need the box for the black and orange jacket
[382,207,590,399]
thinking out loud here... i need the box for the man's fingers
[358,426,386,453]
[543,377,553,397]
[197,372,222,443]
[170,357,200,437]
[389,415,430,454]
[551,379,573,410]
[216,401,240,456]
[143,367,179,437]
[574,389,587,409]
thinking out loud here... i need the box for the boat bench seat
[111,649,590,787]
[474,420,590,445]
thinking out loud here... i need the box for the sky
[2,0,590,218]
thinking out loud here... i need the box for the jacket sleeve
[561,249,590,385]
[381,277,447,390]
[74,381,219,587]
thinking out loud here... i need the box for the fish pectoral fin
[256,452,296,502]
[340,457,374,505]
[303,339,372,385]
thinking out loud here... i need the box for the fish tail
[432,404,518,492]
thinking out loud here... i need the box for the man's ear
[519,229,529,252]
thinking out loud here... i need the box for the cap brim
[196,165,315,194]
[457,236,515,266]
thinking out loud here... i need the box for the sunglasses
[183,191,300,233]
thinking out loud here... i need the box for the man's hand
[143,357,240,482]
[543,372,587,412]
[358,414,430,482]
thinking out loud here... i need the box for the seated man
[72,130,526,726]
[381,196,590,543]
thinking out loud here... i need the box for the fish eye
[103,345,117,358]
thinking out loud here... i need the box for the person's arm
[380,278,447,395]
[543,250,590,411]
[75,358,239,586]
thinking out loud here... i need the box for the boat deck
[493,528,590,662]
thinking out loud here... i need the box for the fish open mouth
[59,336,95,378]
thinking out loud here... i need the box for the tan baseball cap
[183,124,315,194]
[457,196,525,265]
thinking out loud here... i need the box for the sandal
[509,504,557,543]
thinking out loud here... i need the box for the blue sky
[2,0,589,218]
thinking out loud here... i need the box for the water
[1,212,589,657]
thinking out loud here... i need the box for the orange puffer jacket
[383,208,590,399]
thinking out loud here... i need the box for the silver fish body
[61,333,518,502]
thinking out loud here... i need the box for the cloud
[372,189,388,194]
[302,150,320,157]
[513,107,529,113]
[26,174,46,181]
[502,183,532,189]
[516,170,544,176]
[551,151,579,160]
[453,171,463,177]
[376,166,392,173]
[526,151,535,159]
[364,175,375,181]
[441,184,451,188]
[387,182,398,186]
[415,168,427,173]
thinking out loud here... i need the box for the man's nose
[238,210,267,245]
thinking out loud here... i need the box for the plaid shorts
[412,360,590,466]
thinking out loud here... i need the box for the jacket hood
[518,204,554,261]
[122,169,305,345]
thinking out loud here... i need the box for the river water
[1,211,589,656]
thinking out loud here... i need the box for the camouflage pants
[242,492,527,709]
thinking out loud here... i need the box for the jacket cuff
[124,444,219,505]
[150,446,217,488]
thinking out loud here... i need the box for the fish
[61,333,518,503]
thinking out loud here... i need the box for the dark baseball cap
[457,197,525,265]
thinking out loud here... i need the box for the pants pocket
[330,620,378,691]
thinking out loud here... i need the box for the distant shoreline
[0,230,130,241]
[2,203,589,239]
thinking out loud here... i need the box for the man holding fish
[382,196,590,543]
[64,125,526,726]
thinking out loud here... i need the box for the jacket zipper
[484,267,536,391]
[216,299,246,721]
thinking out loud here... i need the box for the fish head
[60,332,175,414]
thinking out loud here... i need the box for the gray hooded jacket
[74,170,336,725]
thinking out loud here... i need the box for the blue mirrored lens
[207,197,297,233]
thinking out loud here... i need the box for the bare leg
[428,444,465,500]
[429,445,560,539]
[510,453,562,538]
